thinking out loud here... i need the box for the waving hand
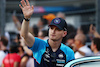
[19,0,34,19]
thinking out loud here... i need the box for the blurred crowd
[0,12,100,67]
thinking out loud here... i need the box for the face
[37,19,43,27]
[49,25,67,41]
[74,35,81,47]
[67,39,74,46]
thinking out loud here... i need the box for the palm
[19,0,34,18]
[22,6,34,18]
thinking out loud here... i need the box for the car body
[64,56,100,67]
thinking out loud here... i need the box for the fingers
[31,5,34,9]
[26,0,30,6]
[19,0,30,9]
[20,0,26,7]
[19,4,23,9]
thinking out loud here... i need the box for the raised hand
[89,24,96,34]
[19,0,34,19]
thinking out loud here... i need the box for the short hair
[40,16,48,26]
[66,33,76,40]
[10,42,19,53]
[75,34,87,45]
[0,36,8,47]
[92,38,100,51]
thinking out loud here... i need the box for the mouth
[51,34,56,37]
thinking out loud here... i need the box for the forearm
[1,64,4,67]
[23,46,33,56]
[77,50,85,56]
[15,21,21,31]
[20,19,29,38]
[20,56,28,67]
[19,0,35,47]
[14,62,19,67]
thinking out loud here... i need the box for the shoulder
[60,43,74,54]
[81,45,91,51]
[0,51,6,56]
[34,37,47,44]
[14,53,21,58]
[34,37,48,47]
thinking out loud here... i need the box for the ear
[63,31,67,37]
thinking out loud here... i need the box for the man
[74,34,92,59]
[0,36,9,66]
[91,38,100,56]
[2,42,21,67]
[19,0,75,67]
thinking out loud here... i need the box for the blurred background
[0,0,100,40]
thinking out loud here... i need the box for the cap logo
[54,18,60,24]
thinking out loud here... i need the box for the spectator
[20,37,34,67]
[62,24,76,44]
[12,15,21,31]
[37,16,48,31]
[13,33,34,67]
[43,13,56,25]
[89,24,100,38]
[38,30,49,40]
[32,25,39,37]
[56,12,66,19]
[65,33,76,50]
[0,36,9,54]
[91,38,100,56]
[77,24,94,42]
[74,34,92,59]
[2,42,21,67]
[12,13,34,67]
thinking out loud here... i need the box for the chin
[50,37,57,41]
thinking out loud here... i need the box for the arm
[12,15,21,31]
[14,62,19,67]
[20,38,33,56]
[90,24,100,38]
[20,56,28,67]
[19,0,34,47]
[77,50,85,56]
[1,64,4,67]
[12,13,33,35]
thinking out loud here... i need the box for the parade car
[64,56,100,67]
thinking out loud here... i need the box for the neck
[48,39,62,52]
[77,44,84,49]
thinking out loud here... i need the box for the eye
[50,27,54,30]
[56,28,61,31]
[50,26,55,29]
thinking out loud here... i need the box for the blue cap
[49,18,67,31]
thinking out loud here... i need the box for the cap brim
[49,24,63,30]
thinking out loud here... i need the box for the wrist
[24,18,30,21]
[22,45,26,47]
